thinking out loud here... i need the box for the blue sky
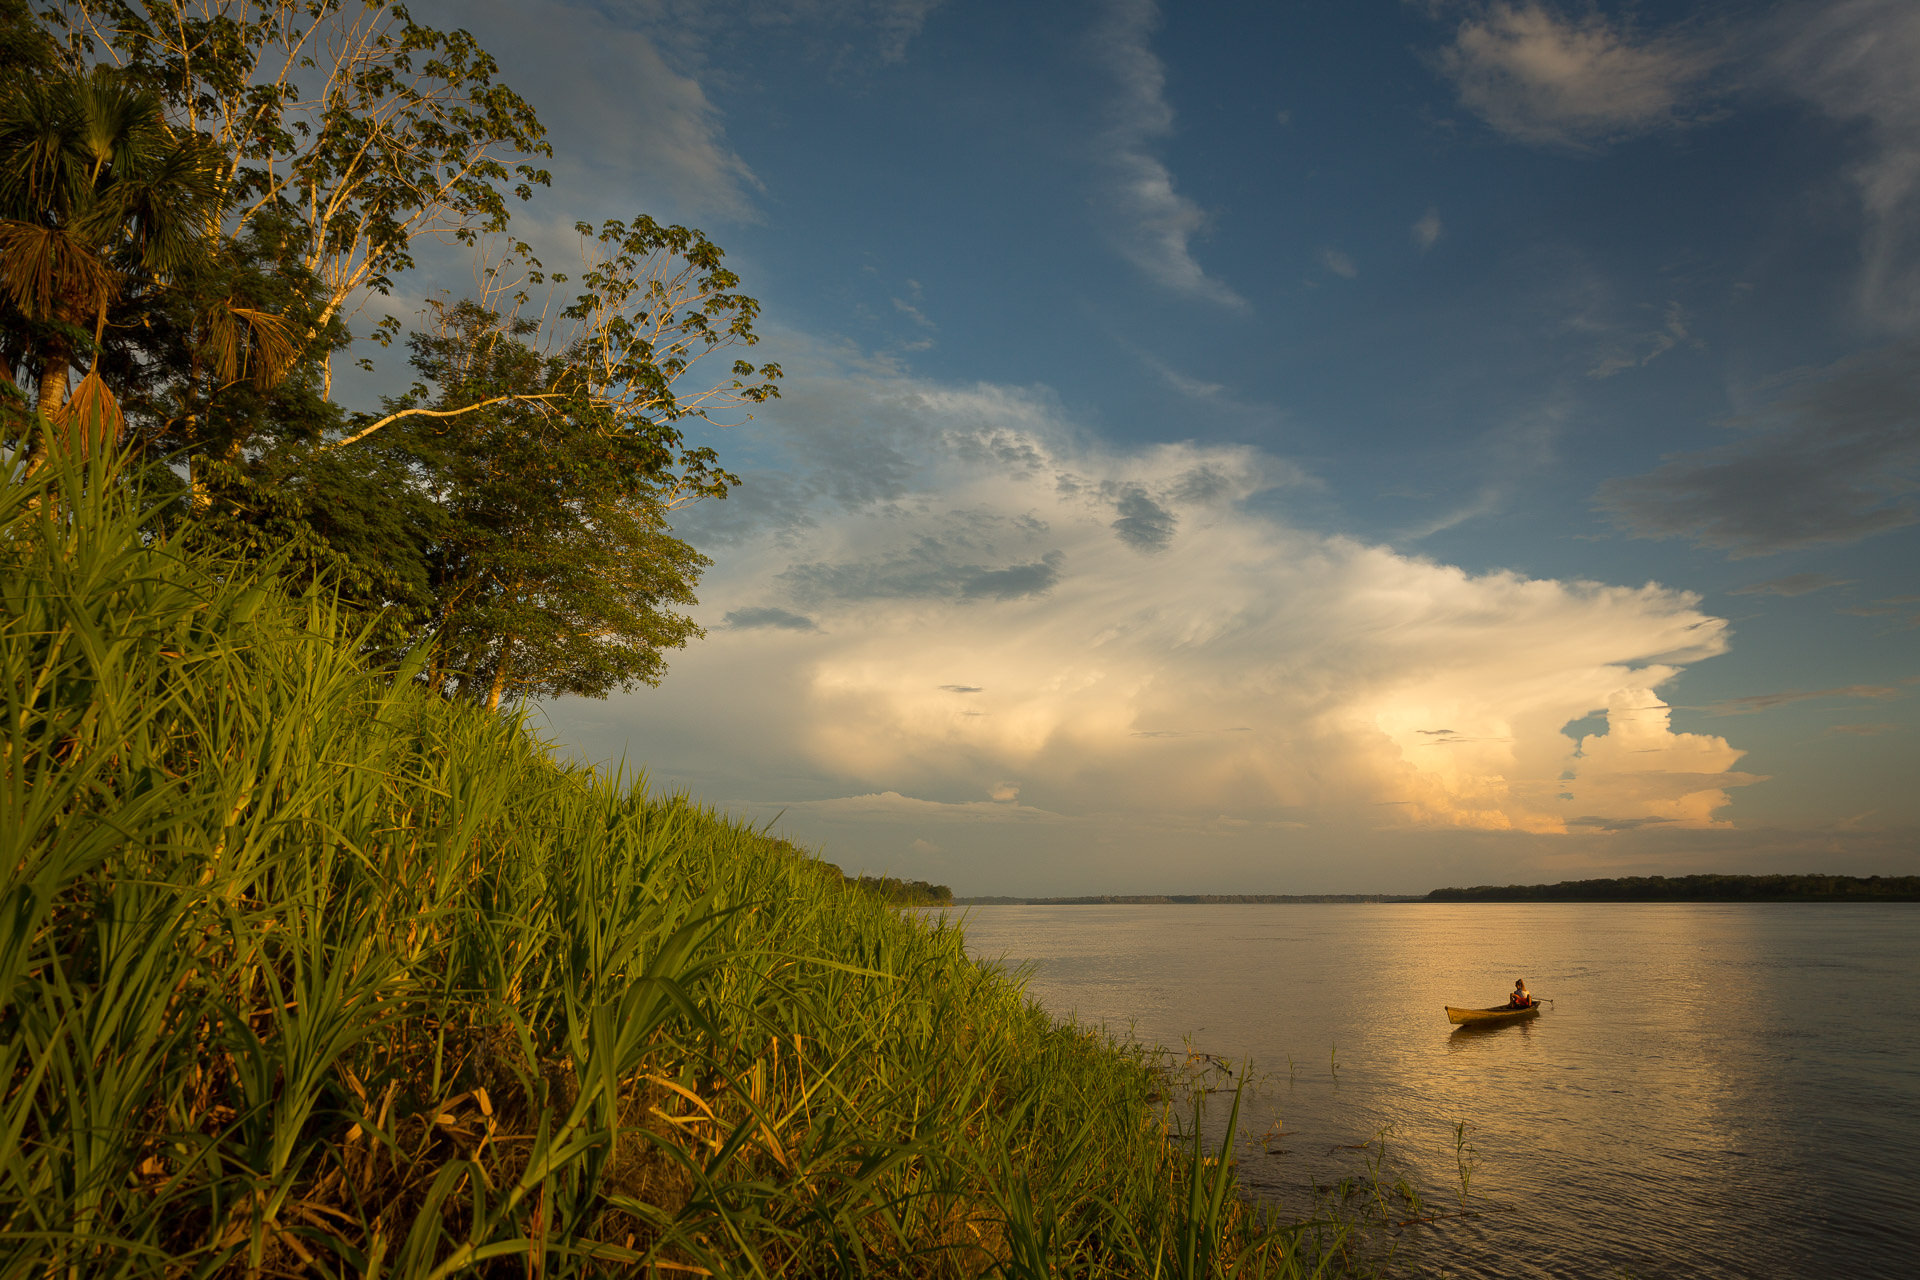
[393,0,1918,893]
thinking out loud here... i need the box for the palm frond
[0,218,117,319]
[49,367,124,455]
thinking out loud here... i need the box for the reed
[1,450,1355,1277]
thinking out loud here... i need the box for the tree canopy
[1,0,780,703]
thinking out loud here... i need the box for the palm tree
[0,63,225,456]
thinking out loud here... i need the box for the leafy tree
[43,0,552,347]
[0,60,226,458]
[4,3,782,705]
[392,298,713,709]
[334,217,782,471]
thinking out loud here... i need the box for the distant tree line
[1425,874,1920,902]
[763,843,953,906]
[954,894,1411,905]
[850,875,953,906]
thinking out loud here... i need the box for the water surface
[951,903,1918,1279]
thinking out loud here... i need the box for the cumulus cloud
[1091,0,1246,308]
[1773,0,1920,327]
[1595,340,1920,555]
[1436,2,1714,148]
[554,357,1754,876]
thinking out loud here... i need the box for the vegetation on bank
[1,453,1352,1277]
[1426,874,1920,902]
[852,875,955,906]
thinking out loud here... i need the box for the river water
[948,903,1919,1279]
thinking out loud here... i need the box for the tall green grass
[2,451,1351,1277]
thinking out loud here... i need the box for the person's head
[1515,978,1527,989]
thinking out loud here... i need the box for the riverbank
[2,454,1351,1276]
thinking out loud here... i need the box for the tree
[6,3,781,704]
[392,298,711,709]
[333,216,782,482]
[45,1,552,356]
[0,60,226,457]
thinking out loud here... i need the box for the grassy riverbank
[2,453,1351,1276]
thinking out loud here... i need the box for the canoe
[1445,1003,1542,1026]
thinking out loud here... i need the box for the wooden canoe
[1445,1003,1542,1026]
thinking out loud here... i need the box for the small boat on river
[1445,1003,1542,1026]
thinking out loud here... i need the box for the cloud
[1728,573,1853,597]
[1413,207,1444,251]
[783,791,1060,822]
[1090,0,1247,308]
[1773,0,1920,327]
[1704,684,1901,715]
[443,0,763,223]
[1595,340,1920,555]
[1587,301,1696,379]
[616,0,946,70]
[1436,2,1714,148]
[560,356,1754,867]
[1106,484,1177,552]
[1318,247,1359,279]
[781,546,1065,604]
[1840,596,1920,628]
[724,606,819,631]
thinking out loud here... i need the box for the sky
[383,0,1919,894]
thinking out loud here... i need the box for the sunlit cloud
[570,357,1753,863]
[1091,0,1247,308]
[1436,2,1714,148]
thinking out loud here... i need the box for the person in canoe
[1509,978,1532,1008]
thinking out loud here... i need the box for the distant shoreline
[952,894,1419,905]
[952,874,1920,905]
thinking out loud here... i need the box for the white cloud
[1773,0,1920,327]
[1319,247,1359,279]
[550,356,1755,886]
[1413,207,1444,251]
[1436,3,1713,148]
[1091,0,1247,308]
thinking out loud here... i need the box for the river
[947,903,1919,1279]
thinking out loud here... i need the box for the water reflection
[949,903,1920,1280]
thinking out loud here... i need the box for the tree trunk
[485,639,515,712]
[37,358,69,419]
